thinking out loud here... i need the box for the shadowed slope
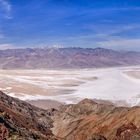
[0,91,58,140]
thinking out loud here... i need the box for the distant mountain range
[0,47,140,69]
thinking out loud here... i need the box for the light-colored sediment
[27,99,63,109]
[0,67,140,107]
[124,70,140,79]
[0,69,97,104]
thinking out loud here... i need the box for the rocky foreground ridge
[0,91,57,140]
[0,91,140,140]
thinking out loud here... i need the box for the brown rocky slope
[52,99,140,140]
[1,91,140,140]
[0,91,58,140]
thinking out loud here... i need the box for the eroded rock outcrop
[115,123,140,140]
[52,99,140,140]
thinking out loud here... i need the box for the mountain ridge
[0,47,140,69]
[1,91,140,139]
[52,98,140,140]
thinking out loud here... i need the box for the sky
[0,0,140,51]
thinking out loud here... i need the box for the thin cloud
[106,7,140,11]
[51,24,140,42]
[93,7,140,13]
[0,44,15,50]
[98,38,140,51]
[96,25,140,37]
[53,24,140,50]
[0,0,12,19]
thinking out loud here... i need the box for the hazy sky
[0,0,140,51]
